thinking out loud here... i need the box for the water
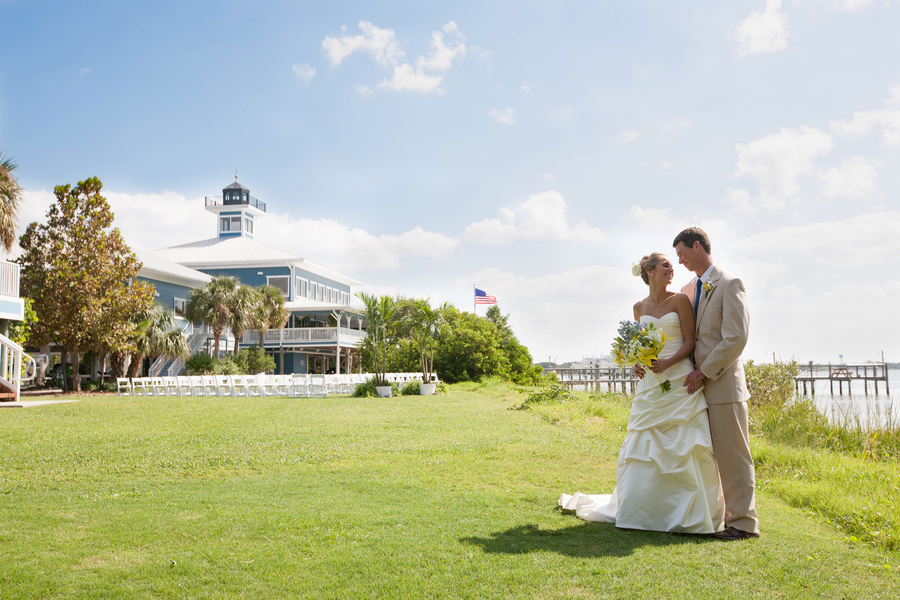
[804,368,899,430]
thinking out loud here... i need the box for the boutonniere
[703,279,718,298]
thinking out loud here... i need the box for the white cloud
[414,22,466,72]
[322,21,404,67]
[291,63,316,82]
[19,188,457,271]
[830,0,875,11]
[662,119,691,130]
[355,84,373,97]
[730,210,900,266]
[721,188,757,213]
[80,68,90,75]
[660,162,672,170]
[731,126,834,210]
[489,108,516,125]
[521,82,531,92]
[831,85,900,146]
[324,21,465,95]
[624,205,728,238]
[770,284,803,302]
[620,130,639,142]
[463,191,604,245]
[379,64,444,93]
[736,0,789,56]
[820,157,881,199]
[541,173,555,182]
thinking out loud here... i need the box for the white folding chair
[163,376,180,396]
[176,376,193,396]
[131,377,150,396]
[150,377,167,396]
[246,374,264,397]
[230,375,249,397]
[116,377,132,396]
[189,375,206,396]
[290,373,309,398]
[216,375,233,397]
[309,374,327,398]
[274,374,291,396]
[202,375,218,396]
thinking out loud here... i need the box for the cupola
[204,173,267,239]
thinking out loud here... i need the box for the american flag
[475,288,497,305]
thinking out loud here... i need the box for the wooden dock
[795,361,890,397]
[543,366,639,395]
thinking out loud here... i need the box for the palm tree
[126,303,190,378]
[253,285,291,349]
[226,284,260,356]
[185,276,240,358]
[404,298,452,384]
[357,292,396,387]
[0,153,23,253]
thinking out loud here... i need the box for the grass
[0,387,898,598]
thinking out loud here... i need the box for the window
[221,216,241,232]
[245,218,253,234]
[295,277,308,300]
[341,292,349,305]
[325,287,332,303]
[173,298,186,318]
[317,284,324,302]
[267,276,289,296]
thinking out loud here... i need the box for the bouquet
[611,320,671,392]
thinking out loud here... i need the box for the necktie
[694,278,702,316]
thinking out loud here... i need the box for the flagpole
[473,284,476,315]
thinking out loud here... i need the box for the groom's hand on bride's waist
[684,369,705,393]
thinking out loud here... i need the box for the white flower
[631,264,642,277]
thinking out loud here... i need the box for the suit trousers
[707,401,759,533]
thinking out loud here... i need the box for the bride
[559,252,725,533]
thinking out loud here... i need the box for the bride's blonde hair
[639,252,665,285]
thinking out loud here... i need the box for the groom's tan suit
[682,265,760,534]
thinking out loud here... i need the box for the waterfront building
[139,177,366,375]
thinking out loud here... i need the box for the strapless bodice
[639,312,682,360]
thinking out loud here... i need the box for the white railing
[243,327,367,346]
[0,261,20,299]
[0,331,33,400]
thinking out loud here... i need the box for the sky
[3,0,899,365]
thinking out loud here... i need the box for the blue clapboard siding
[138,277,193,313]
[197,267,291,289]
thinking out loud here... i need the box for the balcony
[243,327,366,347]
[205,195,266,213]
[0,261,20,299]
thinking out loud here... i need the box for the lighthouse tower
[204,175,267,240]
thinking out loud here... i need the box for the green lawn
[1,387,898,599]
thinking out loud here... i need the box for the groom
[673,227,760,541]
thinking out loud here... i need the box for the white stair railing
[0,332,34,401]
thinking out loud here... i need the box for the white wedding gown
[559,312,725,533]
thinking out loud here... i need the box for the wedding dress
[559,312,725,533]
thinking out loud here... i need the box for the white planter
[375,385,393,398]
[419,383,436,396]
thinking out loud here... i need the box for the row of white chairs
[118,374,330,398]
[116,373,437,398]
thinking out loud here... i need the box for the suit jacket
[681,265,750,405]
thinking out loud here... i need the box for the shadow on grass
[461,517,711,558]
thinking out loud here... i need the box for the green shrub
[745,359,798,410]
[185,353,215,374]
[351,380,400,398]
[102,381,117,392]
[509,384,576,410]
[400,380,421,395]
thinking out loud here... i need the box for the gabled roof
[151,237,300,265]
[136,250,212,288]
[149,237,364,286]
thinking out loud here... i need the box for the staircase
[148,325,211,378]
[0,332,35,402]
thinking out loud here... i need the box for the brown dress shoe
[712,526,760,541]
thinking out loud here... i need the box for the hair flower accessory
[631,264,642,277]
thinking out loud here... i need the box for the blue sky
[3,0,899,364]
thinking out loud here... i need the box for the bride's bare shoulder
[671,292,692,310]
